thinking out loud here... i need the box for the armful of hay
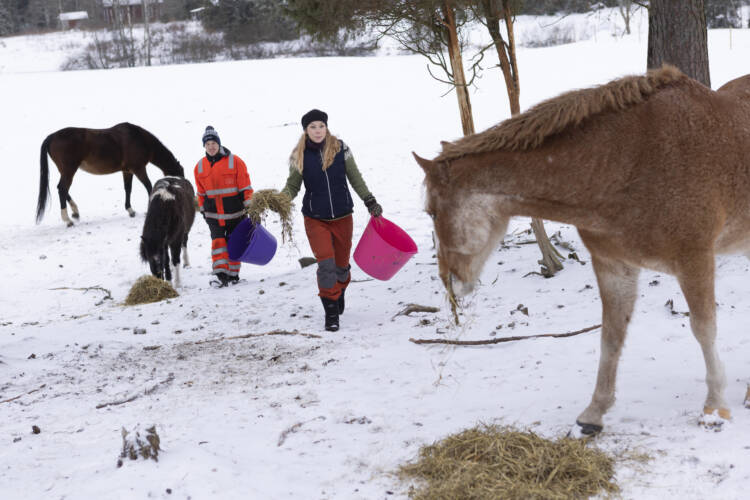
[246,189,295,244]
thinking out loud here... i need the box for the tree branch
[50,285,113,306]
[96,373,174,409]
[409,324,601,346]
[0,384,46,404]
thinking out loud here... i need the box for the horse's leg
[677,251,729,423]
[182,232,190,268]
[170,239,182,287]
[573,255,639,436]
[134,167,153,196]
[123,172,136,217]
[57,171,75,227]
[67,194,80,219]
[163,246,172,283]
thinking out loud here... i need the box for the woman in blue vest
[282,109,382,331]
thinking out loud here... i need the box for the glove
[364,195,383,218]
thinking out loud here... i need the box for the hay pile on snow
[118,425,161,466]
[246,189,294,243]
[399,424,619,500]
[124,275,178,305]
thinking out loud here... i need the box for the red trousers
[304,215,352,300]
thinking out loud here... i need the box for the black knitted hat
[301,109,328,129]
[202,126,220,146]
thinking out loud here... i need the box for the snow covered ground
[2,11,750,500]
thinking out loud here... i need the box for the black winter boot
[321,297,339,332]
[337,288,346,315]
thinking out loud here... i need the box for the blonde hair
[289,130,341,174]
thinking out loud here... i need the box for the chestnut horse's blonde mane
[436,65,688,162]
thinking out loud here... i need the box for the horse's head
[140,236,165,279]
[169,160,185,178]
[414,152,509,298]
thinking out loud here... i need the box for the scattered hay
[399,424,619,500]
[246,189,294,244]
[124,275,178,306]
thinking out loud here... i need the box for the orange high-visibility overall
[194,153,253,277]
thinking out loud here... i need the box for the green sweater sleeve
[343,143,373,201]
[281,162,303,200]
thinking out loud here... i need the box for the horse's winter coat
[139,176,195,287]
[37,122,185,226]
[416,65,750,434]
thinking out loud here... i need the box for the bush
[201,0,298,44]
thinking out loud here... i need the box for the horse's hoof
[700,407,731,431]
[128,210,136,218]
[66,221,74,228]
[72,213,80,219]
[744,385,750,409]
[568,420,602,438]
[701,406,731,430]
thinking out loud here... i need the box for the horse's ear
[439,141,450,149]
[412,152,434,172]
[413,152,448,184]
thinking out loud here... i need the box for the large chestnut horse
[415,65,750,436]
[37,122,185,226]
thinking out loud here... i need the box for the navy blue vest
[301,141,354,220]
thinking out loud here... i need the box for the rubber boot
[321,297,339,332]
[337,287,346,315]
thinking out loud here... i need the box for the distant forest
[1,0,748,38]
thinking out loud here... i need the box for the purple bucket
[227,218,277,265]
[353,216,418,281]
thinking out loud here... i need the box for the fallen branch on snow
[0,384,46,404]
[409,324,602,346]
[50,285,113,306]
[96,373,175,409]
[192,329,322,345]
[392,304,440,321]
[277,416,326,447]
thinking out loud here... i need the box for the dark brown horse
[37,122,185,226]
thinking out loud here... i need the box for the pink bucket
[353,216,418,281]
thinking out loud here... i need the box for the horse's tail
[36,134,52,223]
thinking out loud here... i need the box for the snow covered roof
[59,11,89,21]
[101,0,163,6]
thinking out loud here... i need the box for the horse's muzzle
[449,273,475,297]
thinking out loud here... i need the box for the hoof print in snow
[119,425,161,466]
[344,416,372,425]
[133,328,147,335]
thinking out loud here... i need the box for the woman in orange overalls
[194,126,254,287]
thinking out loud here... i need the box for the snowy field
[2,10,750,500]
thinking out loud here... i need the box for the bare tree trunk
[126,4,135,67]
[619,0,633,35]
[483,0,520,114]
[482,0,563,277]
[442,1,475,136]
[143,0,151,66]
[647,0,710,86]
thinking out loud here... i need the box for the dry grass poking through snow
[246,189,294,244]
[124,275,178,305]
[399,424,619,500]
